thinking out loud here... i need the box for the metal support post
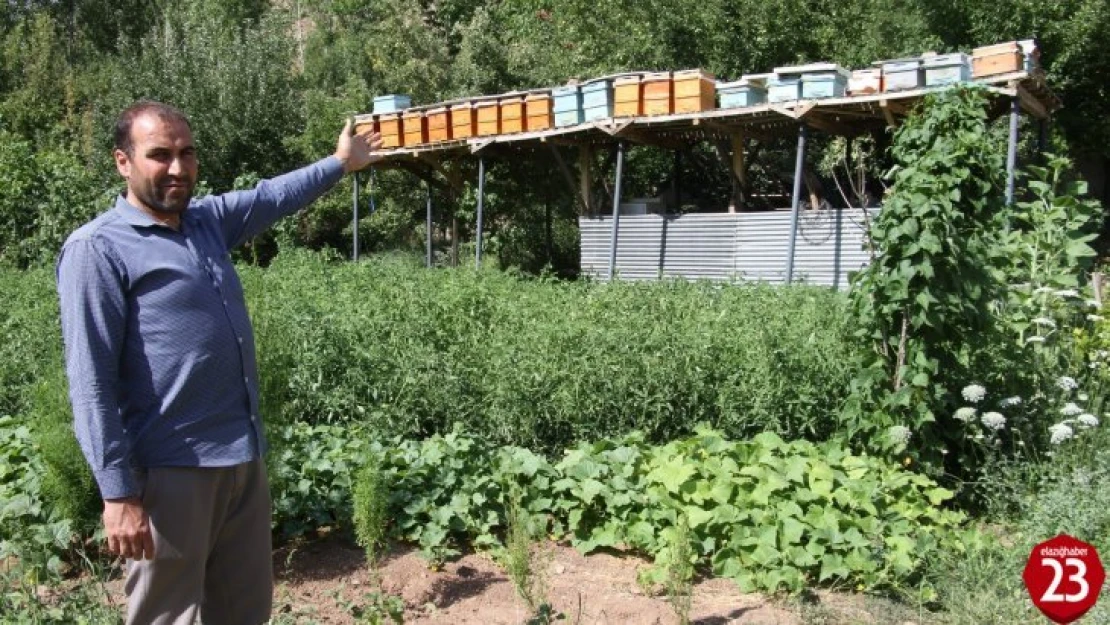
[786,124,808,285]
[1006,97,1020,205]
[424,184,433,268]
[606,141,626,281]
[475,157,486,270]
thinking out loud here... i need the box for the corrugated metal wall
[579,209,877,289]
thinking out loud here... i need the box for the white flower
[1033,317,1057,328]
[1056,289,1079,298]
[981,412,1006,430]
[961,384,987,403]
[1026,336,1046,344]
[1061,402,1083,416]
[999,396,1022,408]
[955,407,977,422]
[1049,423,1075,444]
[1079,393,1089,402]
[1077,414,1099,428]
[1057,376,1079,392]
[1098,350,1110,361]
[1087,300,1103,309]
[1087,314,1104,322]
[1034,286,1055,295]
[888,425,912,446]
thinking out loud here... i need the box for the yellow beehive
[614,75,643,117]
[972,42,1024,78]
[642,72,673,116]
[673,69,715,113]
[451,102,477,139]
[426,107,452,142]
[476,100,500,136]
[378,113,403,148]
[525,93,553,131]
[402,110,426,146]
[500,96,526,134]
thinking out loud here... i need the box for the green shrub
[341,425,969,595]
[243,248,856,452]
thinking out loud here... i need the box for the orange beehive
[525,93,553,131]
[378,113,403,148]
[614,75,642,117]
[673,69,715,114]
[426,107,452,142]
[451,102,477,139]
[476,100,500,136]
[499,96,526,134]
[642,72,673,116]
[402,110,426,146]
[972,42,1024,78]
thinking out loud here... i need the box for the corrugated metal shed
[579,209,876,288]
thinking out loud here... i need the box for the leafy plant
[844,86,1008,473]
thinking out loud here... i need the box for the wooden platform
[355,71,1058,166]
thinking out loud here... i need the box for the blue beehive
[581,78,613,121]
[717,75,768,108]
[880,58,924,92]
[373,94,412,114]
[552,84,584,127]
[800,65,850,99]
[767,76,801,103]
[922,53,971,87]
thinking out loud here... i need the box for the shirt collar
[113,195,193,230]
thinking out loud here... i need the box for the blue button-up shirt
[57,156,344,500]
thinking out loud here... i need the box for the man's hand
[334,118,384,174]
[103,497,155,560]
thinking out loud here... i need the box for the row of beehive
[365,40,1036,149]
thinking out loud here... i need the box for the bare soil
[260,533,919,625]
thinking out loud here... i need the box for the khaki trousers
[125,460,272,625]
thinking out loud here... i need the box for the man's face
[114,113,198,215]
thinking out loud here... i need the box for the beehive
[581,78,613,121]
[767,76,801,103]
[642,72,673,116]
[476,101,500,136]
[500,96,526,134]
[372,94,411,115]
[717,75,768,108]
[552,84,584,127]
[673,69,716,113]
[848,68,882,95]
[378,113,403,148]
[402,110,426,146]
[923,53,971,86]
[613,75,642,117]
[972,42,1024,78]
[426,107,452,142]
[450,102,477,139]
[525,93,553,131]
[880,58,924,92]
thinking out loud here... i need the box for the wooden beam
[801,111,858,137]
[548,144,588,215]
[879,98,903,128]
[578,145,593,215]
[1016,82,1049,120]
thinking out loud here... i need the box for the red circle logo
[1023,534,1105,623]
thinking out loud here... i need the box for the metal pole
[1005,97,1020,205]
[475,157,485,270]
[786,124,808,285]
[352,172,359,262]
[425,184,432,268]
[606,141,626,281]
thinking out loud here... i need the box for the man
[56,101,381,624]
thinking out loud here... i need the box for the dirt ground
[261,533,920,625]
